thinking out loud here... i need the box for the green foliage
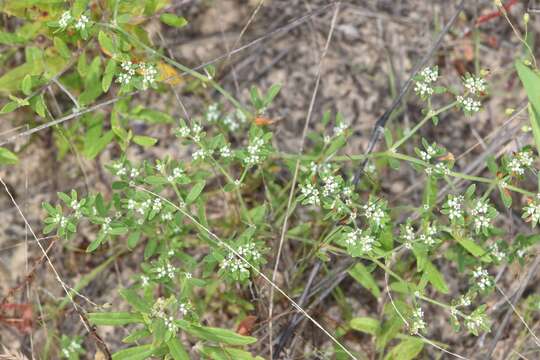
[0,0,532,357]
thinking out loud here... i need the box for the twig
[352,0,466,186]
[485,256,540,358]
[268,4,341,358]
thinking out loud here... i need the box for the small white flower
[192,149,207,161]
[457,95,481,114]
[508,158,524,175]
[220,145,232,158]
[223,113,239,131]
[523,197,540,227]
[472,267,492,291]
[74,14,89,30]
[414,81,433,98]
[463,76,486,95]
[420,67,438,83]
[206,103,220,122]
[59,11,72,28]
[140,63,157,89]
[410,307,426,334]
[333,122,348,137]
[176,126,190,138]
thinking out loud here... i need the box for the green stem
[391,101,457,151]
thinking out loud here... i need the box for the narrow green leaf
[515,61,540,154]
[384,339,424,360]
[350,317,380,335]
[184,325,257,345]
[160,13,188,28]
[54,37,71,59]
[166,338,190,360]
[132,135,157,148]
[111,344,154,360]
[423,262,449,294]
[0,147,19,165]
[0,101,21,114]
[348,263,381,297]
[186,180,205,205]
[98,30,115,55]
[88,312,144,326]
[21,74,32,95]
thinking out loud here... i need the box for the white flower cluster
[489,243,505,262]
[59,11,72,28]
[472,267,492,291]
[463,76,487,95]
[523,194,540,227]
[508,150,534,175]
[456,95,481,114]
[192,148,208,161]
[75,14,89,30]
[156,262,176,280]
[140,63,157,89]
[401,224,415,249]
[333,122,348,137]
[58,11,89,31]
[346,229,375,253]
[206,103,220,122]
[419,224,437,246]
[445,194,464,221]
[414,67,438,99]
[244,137,266,166]
[117,61,137,86]
[167,167,184,182]
[61,339,82,358]
[221,243,261,277]
[101,217,112,234]
[300,183,320,206]
[410,307,426,334]
[322,175,340,197]
[426,162,450,176]
[465,311,488,335]
[470,200,491,232]
[150,297,187,333]
[363,199,386,228]
[420,145,437,162]
[117,61,157,88]
[220,145,232,158]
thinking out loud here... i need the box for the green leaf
[186,180,205,205]
[515,61,540,154]
[111,344,154,360]
[160,13,188,28]
[88,312,144,326]
[21,74,32,95]
[166,338,190,360]
[200,346,264,360]
[98,30,115,55]
[102,59,116,92]
[423,262,449,294]
[132,135,158,148]
[0,101,21,114]
[73,0,90,17]
[0,147,19,165]
[499,185,512,208]
[384,339,424,360]
[184,325,257,345]
[54,37,71,59]
[350,317,380,335]
[264,83,281,105]
[453,233,491,262]
[86,232,106,252]
[119,289,151,313]
[348,263,380,297]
